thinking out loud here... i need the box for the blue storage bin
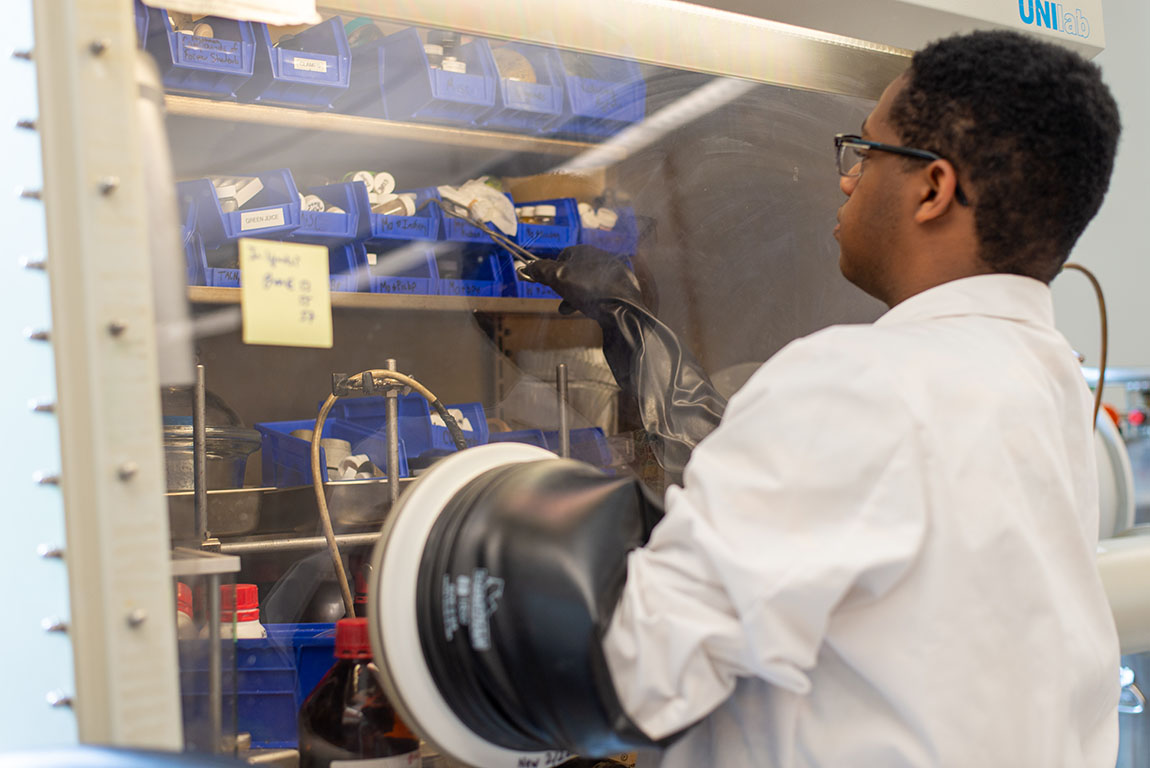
[181,199,205,286]
[436,246,505,297]
[515,197,580,253]
[543,427,612,467]
[366,243,439,296]
[334,35,388,118]
[290,181,371,246]
[380,28,497,126]
[143,7,256,99]
[177,168,302,249]
[499,252,558,300]
[238,18,351,109]
[180,623,336,749]
[551,51,645,138]
[489,429,549,449]
[328,242,368,292]
[368,187,441,243]
[134,0,148,48]
[255,417,409,488]
[327,395,487,458]
[440,191,515,245]
[479,41,565,134]
[580,206,639,254]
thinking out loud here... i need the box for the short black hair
[889,30,1120,283]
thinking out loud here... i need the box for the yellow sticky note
[239,238,333,348]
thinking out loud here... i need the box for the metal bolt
[11,50,33,62]
[15,118,36,131]
[37,544,64,560]
[19,255,47,271]
[98,176,119,196]
[107,320,127,337]
[32,471,60,486]
[126,608,147,628]
[24,327,50,342]
[88,39,107,57]
[29,400,56,414]
[19,187,42,201]
[117,462,139,481]
[41,617,69,633]
[45,691,73,709]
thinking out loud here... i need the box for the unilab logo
[1018,1,1091,38]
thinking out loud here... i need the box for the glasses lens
[837,143,866,176]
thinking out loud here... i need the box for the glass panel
[137,1,900,759]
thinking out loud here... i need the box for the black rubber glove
[520,246,727,485]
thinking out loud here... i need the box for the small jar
[219,583,266,639]
[533,204,557,226]
[423,43,444,69]
[517,206,536,224]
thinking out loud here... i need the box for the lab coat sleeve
[602,328,928,740]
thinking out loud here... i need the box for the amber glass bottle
[298,617,420,767]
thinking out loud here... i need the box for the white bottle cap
[326,206,345,214]
[374,172,396,196]
[534,204,557,218]
[580,210,600,229]
[595,207,619,230]
[352,170,375,190]
[423,44,444,56]
[398,194,417,216]
[302,194,325,212]
[577,202,593,215]
[518,206,535,219]
[193,21,214,38]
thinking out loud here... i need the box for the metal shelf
[188,285,565,314]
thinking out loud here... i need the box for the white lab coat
[603,274,1119,767]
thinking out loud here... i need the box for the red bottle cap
[220,583,260,623]
[335,617,372,660]
[177,582,193,617]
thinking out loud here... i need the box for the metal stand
[557,364,570,459]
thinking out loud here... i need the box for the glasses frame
[834,133,970,206]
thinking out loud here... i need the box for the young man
[525,29,1122,766]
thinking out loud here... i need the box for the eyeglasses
[834,133,970,206]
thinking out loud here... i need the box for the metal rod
[218,532,381,556]
[385,359,400,506]
[193,365,208,542]
[207,573,222,754]
[557,363,570,459]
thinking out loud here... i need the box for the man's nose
[840,172,858,197]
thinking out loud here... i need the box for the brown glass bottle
[298,617,420,767]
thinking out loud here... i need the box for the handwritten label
[239,207,286,231]
[239,239,332,349]
[291,56,327,73]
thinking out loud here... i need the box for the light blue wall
[0,0,78,750]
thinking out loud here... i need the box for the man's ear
[913,160,961,223]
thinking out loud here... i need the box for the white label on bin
[240,207,286,231]
[431,409,474,433]
[291,56,327,73]
[330,754,419,767]
[366,251,378,266]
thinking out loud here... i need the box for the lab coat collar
[875,274,1055,328]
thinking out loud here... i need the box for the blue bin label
[180,36,242,68]
[301,210,339,232]
[579,79,619,111]
[434,71,488,104]
[211,269,241,287]
[521,226,565,246]
[290,56,328,74]
[442,282,487,297]
[377,215,431,237]
[507,81,552,109]
[374,278,420,294]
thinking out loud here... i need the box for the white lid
[518,206,535,217]
[577,202,593,214]
[534,204,557,217]
[399,195,416,217]
[424,44,444,56]
[596,207,619,229]
[374,172,396,196]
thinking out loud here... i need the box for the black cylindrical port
[415,459,656,757]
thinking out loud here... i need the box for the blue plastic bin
[500,252,558,300]
[436,246,505,297]
[580,206,639,254]
[177,168,302,249]
[290,181,371,246]
[134,0,148,48]
[143,8,256,99]
[327,395,487,458]
[488,429,549,449]
[368,187,441,243]
[543,427,612,466]
[333,36,388,118]
[255,417,409,488]
[238,18,351,109]
[380,28,497,126]
[515,197,580,253]
[180,623,336,749]
[550,51,645,139]
[181,199,205,286]
[366,243,439,296]
[328,242,368,292]
[479,41,565,134]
